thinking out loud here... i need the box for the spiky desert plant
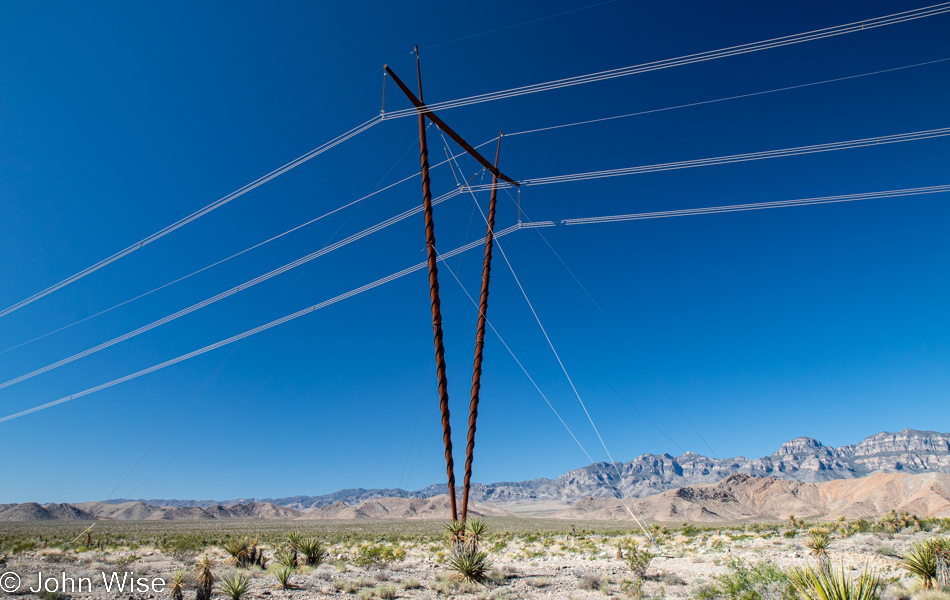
[247,539,266,568]
[273,546,297,569]
[194,555,215,600]
[271,565,294,589]
[808,529,832,574]
[448,544,492,583]
[902,540,938,590]
[789,562,881,600]
[170,570,185,600]
[445,520,466,551]
[297,537,327,567]
[465,519,488,551]
[223,538,251,568]
[287,530,303,550]
[932,537,950,586]
[216,572,249,600]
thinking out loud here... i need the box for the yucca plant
[216,572,249,600]
[273,546,297,569]
[902,540,938,590]
[223,538,251,568]
[297,537,327,567]
[170,570,185,600]
[465,519,488,551]
[448,544,492,583]
[932,537,950,586]
[194,555,215,600]
[788,562,881,600]
[444,520,466,551]
[271,565,294,589]
[287,530,303,550]
[808,529,832,574]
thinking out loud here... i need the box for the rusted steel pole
[382,65,519,189]
[461,132,503,523]
[413,46,458,522]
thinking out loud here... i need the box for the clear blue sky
[1,1,948,503]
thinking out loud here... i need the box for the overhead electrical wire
[436,242,658,539]
[504,57,950,138]
[0,188,465,390]
[0,224,531,424]
[468,126,950,191]
[442,146,657,545]
[0,135,462,356]
[384,2,950,119]
[559,184,950,225]
[0,116,382,320]
[9,125,945,389]
[7,3,947,320]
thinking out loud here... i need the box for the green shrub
[704,557,795,600]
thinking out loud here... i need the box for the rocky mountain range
[107,428,950,509]
[4,429,950,523]
[552,472,950,522]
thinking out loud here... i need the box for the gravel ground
[0,527,940,600]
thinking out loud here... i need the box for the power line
[468,126,950,190]
[0,224,527,424]
[0,128,457,356]
[560,184,950,225]
[436,245,657,541]
[442,146,657,544]
[504,57,950,138]
[0,116,382,320]
[385,2,950,118]
[0,188,466,390]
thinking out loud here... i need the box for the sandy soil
[0,525,941,600]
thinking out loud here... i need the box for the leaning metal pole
[461,132,502,523]
[413,46,458,522]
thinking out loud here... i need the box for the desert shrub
[788,562,881,600]
[378,584,397,599]
[701,557,795,600]
[881,583,911,600]
[621,544,654,578]
[357,589,373,600]
[403,577,422,589]
[624,577,645,600]
[216,572,249,600]
[579,573,603,590]
[526,577,548,588]
[355,543,403,568]
[664,573,687,586]
[874,546,898,557]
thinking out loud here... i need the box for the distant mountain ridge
[106,428,950,509]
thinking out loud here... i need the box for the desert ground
[2,514,947,600]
